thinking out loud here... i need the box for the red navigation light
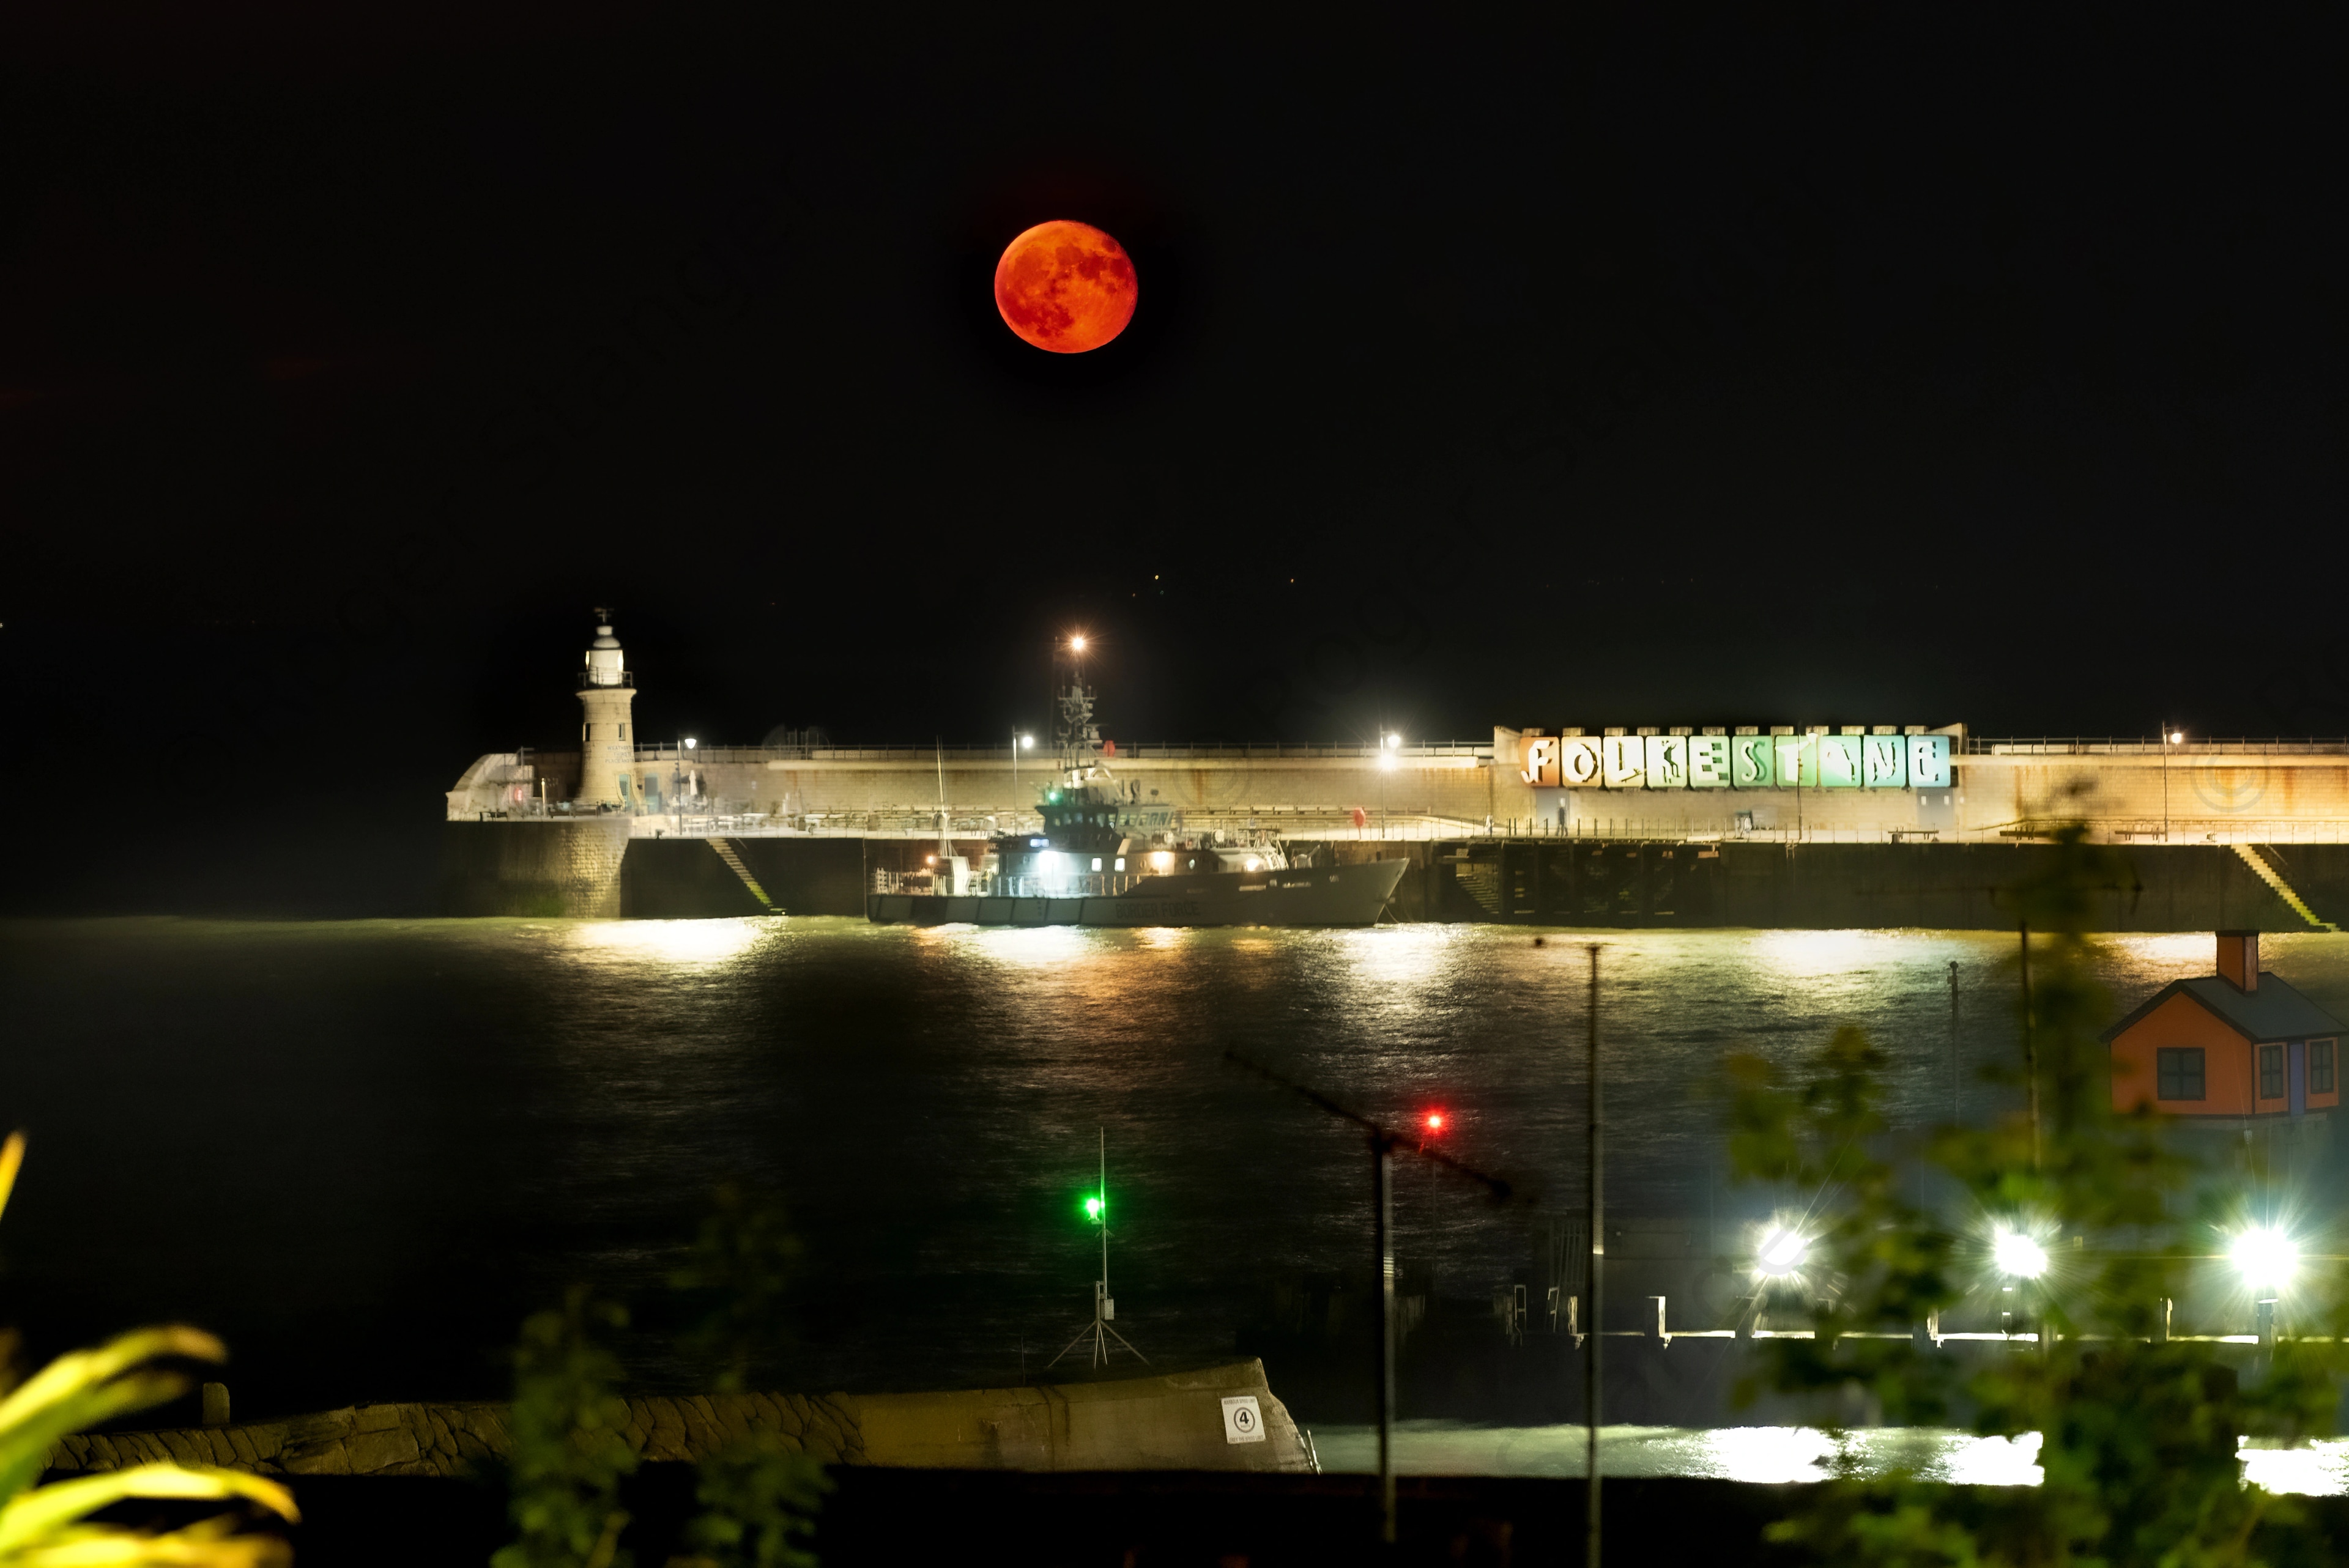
[1424,1111,1446,1133]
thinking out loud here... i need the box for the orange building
[2104,932,2343,1120]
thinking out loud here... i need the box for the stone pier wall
[46,1360,1310,1478]
[439,819,629,917]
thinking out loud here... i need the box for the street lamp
[1013,731,1036,833]
[2161,725,2180,841]
[1756,1227,1808,1276]
[2229,1227,2298,1290]
[1992,1230,2049,1279]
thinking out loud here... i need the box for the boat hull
[866,859,1408,928]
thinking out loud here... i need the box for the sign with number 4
[1220,1394,1265,1444]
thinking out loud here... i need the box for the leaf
[0,1331,224,1503]
[0,1134,21,1227]
[0,1467,297,1556]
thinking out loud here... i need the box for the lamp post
[2162,726,2182,841]
[673,736,697,835]
[1014,731,1034,832]
[1223,1053,1512,1548]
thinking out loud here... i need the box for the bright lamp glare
[2230,1228,2298,1285]
[1069,635,1087,652]
[1757,1229,1808,1274]
[2169,731,2184,744]
[1993,1230,2049,1279]
[1384,733,1401,748]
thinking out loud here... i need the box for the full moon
[993,220,1138,353]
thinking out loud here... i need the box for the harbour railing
[1967,736,2349,755]
[636,741,1495,764]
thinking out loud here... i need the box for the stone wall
[46,1361,1310,1479]
[439,819,630,917]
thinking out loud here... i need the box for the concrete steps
[2232,844,2339,931]
[708,837,781,912]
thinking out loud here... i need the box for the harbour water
[4,919,2343,1422]
[1305,1423,2349,1495]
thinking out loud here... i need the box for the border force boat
[866,672,1406,928]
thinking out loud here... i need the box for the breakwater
[47,1361,1310,1478]
[442,822,2349,931]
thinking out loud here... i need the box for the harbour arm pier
[441,619,2349,930]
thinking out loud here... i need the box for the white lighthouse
[576,611,637,808]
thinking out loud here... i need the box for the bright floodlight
[2169,731,2184,744]
[1757,1228,1808,1274]
[2230,1227,2299,1286]
[1069,635,1087,652]
[1384,733,1402,749]
[1993,1230,2049,1279]
[684,737,697,750]
[1021,734,1034,749]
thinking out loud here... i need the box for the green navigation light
[1083,1194,1104,1222]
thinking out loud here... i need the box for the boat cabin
[2102,931,2343,1120]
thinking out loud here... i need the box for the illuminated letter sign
[1688,734,1731,787]
[1817,734,1863,788]
[1601,734,1644,788]
[1773,733,1817,788]
[1644,734,1689,788]
[1908,734,1952,788]
[1863,734,1907,789]
[1536,727,1955,791]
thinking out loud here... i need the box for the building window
[2156,1048,2205,1101]
[2259,1043,2285,1100]
[2312,1040,2337,1095]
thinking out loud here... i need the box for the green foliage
[499,1186,826,1568]
[669,1439,829,1568]
[1726,829,2349,1567]
[0,1132,299,1567]
[494,1287,637,1568]
[667,1185,827,1568]
[667,1185,801,1396]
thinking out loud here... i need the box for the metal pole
[2162,725,2170,841]
[1099,1127,1110,1369]
[1373,1130,1397,1545]
[1585,942,1603,1568]
[2021,920,2039,1170]
[1949,959,1961,1125]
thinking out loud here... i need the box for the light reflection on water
[1307,1424,2349,1494]
[558,917,774,967]
[8,918,2349,1411]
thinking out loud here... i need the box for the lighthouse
[576,612,637,808]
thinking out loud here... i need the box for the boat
[866,673,1407,928]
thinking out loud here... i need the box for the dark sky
[5,8,2344,912]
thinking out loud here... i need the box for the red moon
[993,220,1138,353]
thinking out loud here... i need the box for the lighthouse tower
[576,611,637,809]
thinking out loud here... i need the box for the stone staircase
[2231,844,2338,931]
[708,837,781,912]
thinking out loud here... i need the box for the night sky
[4,10,2343,913]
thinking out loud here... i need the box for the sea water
[3,919,2341,1419]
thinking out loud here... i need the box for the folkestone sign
[1520,731,1954,791]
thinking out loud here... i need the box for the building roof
[2101,973,2348,1045]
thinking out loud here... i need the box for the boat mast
[1055,642,1102,778]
